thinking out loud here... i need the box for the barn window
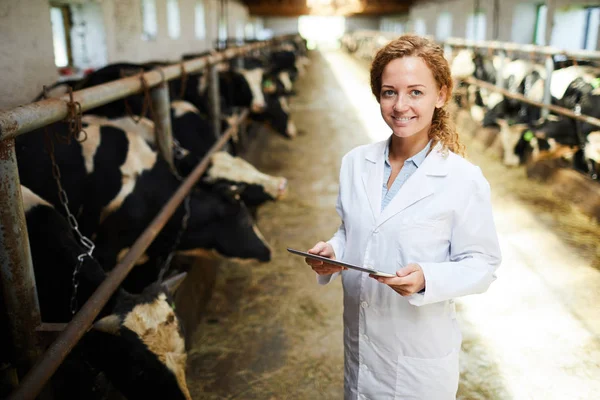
[584,7,600,50]
[466,12,486,41]
[533,4,547,45]
[245,22,255,39]
[167,0,181,39]
[436,12,452,41]
[218,16,227,45]
[413,19,427,36]
[195,1,206,39]
[50,6,70,67]
[141,0,158,41]
[236,22,245,42]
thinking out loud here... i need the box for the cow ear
[162,272,188,296]
[92,314,122,335]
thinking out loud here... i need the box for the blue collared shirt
[381,139,432,211]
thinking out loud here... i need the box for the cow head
[237,68,267,112]
[21,186,191,400]
[205,151,288,204]
[89,284,191,400]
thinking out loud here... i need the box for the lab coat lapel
[362,141,387,221]
[376,144,449,226]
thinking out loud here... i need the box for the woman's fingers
[311,264,345,275]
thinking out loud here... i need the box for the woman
[306,35,502,399]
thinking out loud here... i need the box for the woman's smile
[391,115,417,126]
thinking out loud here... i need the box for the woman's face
[379,56,446,139]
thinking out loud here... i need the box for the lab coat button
[361,301,368,308]
[373,229,379,234]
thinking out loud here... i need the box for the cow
[32,78,289,206]
[80,101,288,207]
[19,185,192,399]
[15,120,272,292]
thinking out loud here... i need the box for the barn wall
[262,17,300,36]
[408,0,542,43]
[70,1,108,70]
[102,0,248,63]
[408,0,600,50]
[346,16,380,32]
[0,0,58,110]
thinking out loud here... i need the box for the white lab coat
[319,140,502,400]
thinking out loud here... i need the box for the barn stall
[1,0,600,399]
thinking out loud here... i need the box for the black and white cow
[16,120,272,292]
[80,101,288,207]
[20,185,191,399]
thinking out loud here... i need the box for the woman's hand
[370,263,425,296]
[305,241,346,276]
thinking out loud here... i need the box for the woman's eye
[410,89,423,96]
[382,89,395,97]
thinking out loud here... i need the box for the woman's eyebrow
[382,84,426,89]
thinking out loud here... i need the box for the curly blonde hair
[370,34,465,157]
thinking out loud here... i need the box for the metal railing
[444,37,600,122]
[342,30,600,126]
[0,34,296,400]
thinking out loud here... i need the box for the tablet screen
[287,248,395,278]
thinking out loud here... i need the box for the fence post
[208,64,222,141]
[542,54,554,119]
[150,79,175,172]
[496,49,506,90]
[0,139,43,381]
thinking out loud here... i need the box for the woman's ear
[436,86,448,108]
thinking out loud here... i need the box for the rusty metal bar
[0,139,44,379]
[445,37,600,61]
[463,76,600,128]
[209,64,222,140]
[0,37,297,142]
[150,78,175,172]
[7,109,249,400]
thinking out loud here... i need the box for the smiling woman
[305,34,501,400]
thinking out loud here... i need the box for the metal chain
[70,253,92,315]
[121,68,151,124]
[42,88,96,315]
[172,137,187,160]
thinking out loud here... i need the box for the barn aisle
[186,49,600,399]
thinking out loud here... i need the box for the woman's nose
[393,97,410,112]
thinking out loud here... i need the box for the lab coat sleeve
[317,157,348,285]
[407,169,502,306]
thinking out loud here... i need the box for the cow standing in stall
[15,120,273,293]
[5,186,192,399]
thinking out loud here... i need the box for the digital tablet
[287,248,396,278]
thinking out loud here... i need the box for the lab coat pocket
[394,348,459,400]
[396,218,450,265]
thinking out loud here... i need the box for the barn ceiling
[241,0,415,17]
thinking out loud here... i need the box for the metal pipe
[209,64,221,141]
[7,110,249,400]
[445,37,600,60]
[464,76,600,128]
[0,139,43,379]
[0,40,285,141]
[542,54,555,119]
[150,78,175,172]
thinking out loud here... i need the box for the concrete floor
[185,50,600,399]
